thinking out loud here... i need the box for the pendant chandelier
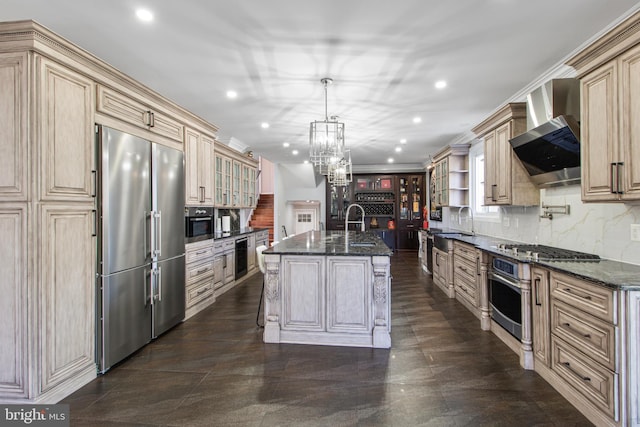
[309,77,351,184]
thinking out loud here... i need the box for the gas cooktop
[496,243,600,262]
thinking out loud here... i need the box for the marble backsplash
[435,185,640,265]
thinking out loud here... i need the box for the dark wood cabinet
[396,174,425,250]
[325,173,425,251]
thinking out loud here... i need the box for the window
[470,142,498,218]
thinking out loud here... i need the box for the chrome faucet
[458,206,475,235]
[345,203,366,231]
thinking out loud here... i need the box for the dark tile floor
[64,252,593,426]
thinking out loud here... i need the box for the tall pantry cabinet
[0,35,97,402]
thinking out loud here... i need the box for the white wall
[436,185,640,265]
[273,163,326,242]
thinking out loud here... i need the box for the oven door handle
[489,271,521,292]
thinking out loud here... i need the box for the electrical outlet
[631,224,640,242]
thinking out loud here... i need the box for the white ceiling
[3,1,640,170]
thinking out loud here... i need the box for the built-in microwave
[185,206,214,239]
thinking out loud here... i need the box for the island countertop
[265,230,393,256]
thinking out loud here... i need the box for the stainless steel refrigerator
[96,125,185,373]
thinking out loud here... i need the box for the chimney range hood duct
[509,78,581,188]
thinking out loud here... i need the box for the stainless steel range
[488,244,600,369]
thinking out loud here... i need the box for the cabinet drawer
[97,85,184,143]
[455,282,477,307]
[453,242,476,262]
[551,272,616,324]
[185,243,215,264]
[186,279,215,309]
[551,300,616,371]
[453,258,477,285]
[551,337,617,420]
[223,239,236,250]
[186,259,215,284]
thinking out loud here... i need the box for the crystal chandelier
[327,149,352,186]
[309,78,346,175]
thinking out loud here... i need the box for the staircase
[249,194,274,244]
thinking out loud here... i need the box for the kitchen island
[262,231,393,348]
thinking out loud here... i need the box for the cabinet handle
[617,162,624,194]
[91,170,97,198]
[476,256,480,276]
[561,322,591,339]
[561,362,591,382]
[491,184,497,202]
[436,252,439,267]
[610,163,617,194]
[196,287,210,295]
[534,278,541,306]
[197,267,210,275]
[92,209,97,237]
[149,111,155,127]
[562,287,592,300]
[195,250,208,255]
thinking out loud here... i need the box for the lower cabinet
[452,241,480,313]
[531,267,640,427]
[185,240,216,319]
[432,247,450,297]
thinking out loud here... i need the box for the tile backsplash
[434,185,640,265]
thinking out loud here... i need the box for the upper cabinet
[472,103,539,206]
[567,13,640,202]
[213,142,258,208]
[430,143,470,208]
[185,128,214,206]
[96,85,184,144]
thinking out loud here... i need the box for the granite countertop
[429,229,640,290]
[265,230,393,256]
[185,227,269,245]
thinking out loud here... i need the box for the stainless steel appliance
[509,78,582,188]
[185,206,214,241]
[235,236,248,279]
[489,243,600,341]
[96,125,185,373]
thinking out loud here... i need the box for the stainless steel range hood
[509,78,581,188]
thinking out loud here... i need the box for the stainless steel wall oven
[489,257,523,341]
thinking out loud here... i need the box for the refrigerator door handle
[153,211,162,258]
[145,211,152,260]
[156,266,162,302]
[146,268,153,306]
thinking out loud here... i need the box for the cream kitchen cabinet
[430,143,470,208]
[432,246,450,297]
[531,267,552,368]
[0,38,97,403]
[96,84,184,144]
[472,103,539,206]
[185,128,214,205]
[214,143,258,208]
[568,31,640,201]
[185,240,216,319]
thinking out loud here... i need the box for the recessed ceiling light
[395,147,402,153]
[135,9,153,22]
[388,158,394,163]
[226,90,237,99]
[400,139,407,144]
[292,150,299,155]
[413,117,422,124]
[435,80,447,89]
[261,122,270,129]
[283,142,290,148]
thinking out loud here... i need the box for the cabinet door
[0,53,28,200]
[223,251,235,284]
[327,257,371,333]
[184,129,201,204]
[232,160,241,206]
[581,62,618,201]
[224,158,232,206]
[249,167,257,207]
[247,234,256,271]
[619,45,640,199]
[242,164,250,207]
[38,57,95,201]
[484,131,497,205]
[281,256,325,331]
[39,204,96,393]
[214,155,224,206]
[0,206,28,398]
[532,267,551,367]
[213,254,224,289]
[495,122,512,204]
[200,134,214,204]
